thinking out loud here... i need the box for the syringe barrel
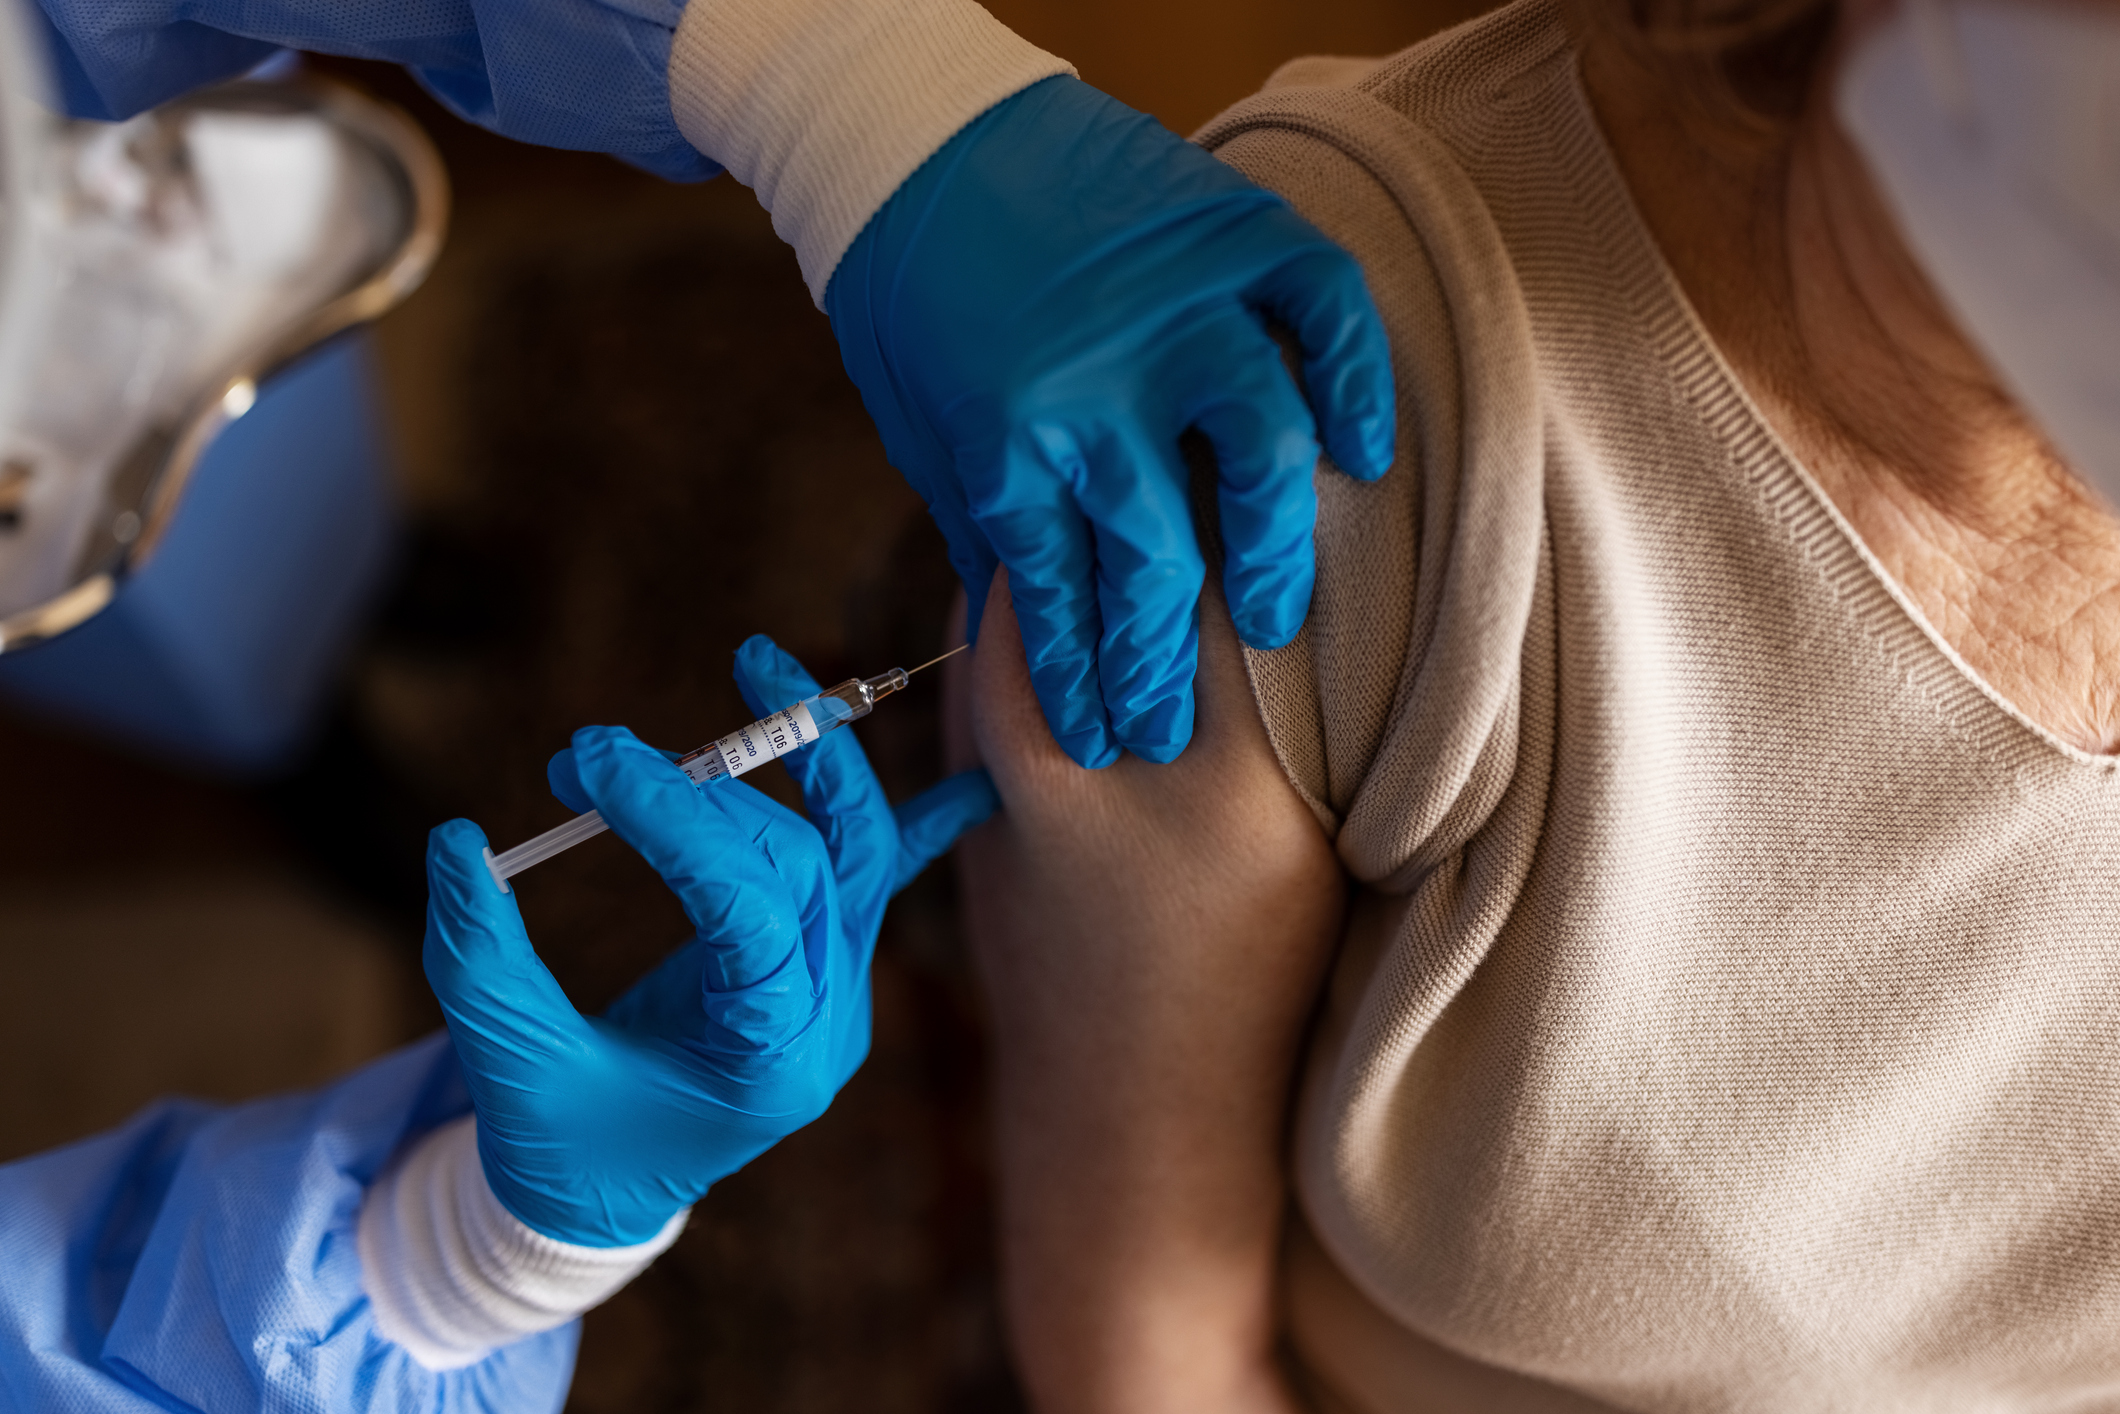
[675,677,872,785]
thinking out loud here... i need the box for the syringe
[481,643,969,893]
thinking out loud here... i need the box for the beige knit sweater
[1196,6,2120,1410]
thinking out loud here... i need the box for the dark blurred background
[0,0,1481,1408]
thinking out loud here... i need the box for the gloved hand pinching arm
[828,75,1396,769]
[418,634,997,1248]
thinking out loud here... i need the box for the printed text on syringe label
[679,701,819,784]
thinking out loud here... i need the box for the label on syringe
[678,700,819,784]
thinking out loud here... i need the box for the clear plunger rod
[481,644,968,893]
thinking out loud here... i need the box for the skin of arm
[949,570,1347,1414]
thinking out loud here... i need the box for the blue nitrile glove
[424,635,999,1246]
[31,0,712,179]
[827,74,1396,769]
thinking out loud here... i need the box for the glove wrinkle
[829,74,1394,764]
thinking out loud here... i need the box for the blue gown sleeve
[0,1034,580,1414]
[27,0,718,181]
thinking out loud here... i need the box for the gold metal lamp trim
[0,74,450,652]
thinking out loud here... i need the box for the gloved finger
[924,491,1003,647]
[423,818,588,1066]
[548,743,682,815]
[548,750,592,814]
[1181,315,1322,652]
[570,726,824,1039]
[730,634,899,916]
[890,768,1001,894]
[597,899,815,1059]
[1248,243,1397,481]
[1072,421,1205,764]
[972,435,1120,769]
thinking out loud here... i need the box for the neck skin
[1577,9,2120,753]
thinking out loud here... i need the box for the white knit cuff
[355,1115,688,1371]
[667,0,1074,303]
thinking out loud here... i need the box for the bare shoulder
[950,571,1339,910]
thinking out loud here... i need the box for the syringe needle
[904,642,970,677]
[482,643,970,894]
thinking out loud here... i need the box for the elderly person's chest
[1574,7,2120,762]
[1307,392,2120,1404]
[1774,410,2120,757]
[1297,239,2120,1398]
[1227,31,2120,1398]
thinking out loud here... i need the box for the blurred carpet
[0,872,402,1162]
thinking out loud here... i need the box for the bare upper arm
[952,568,1341,942]
[950,572,1346,1090]
[947,570,1346,1412]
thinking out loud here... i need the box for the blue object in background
[0,334,395,772]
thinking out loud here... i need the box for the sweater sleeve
[667,0,1074,302]
[357,1115,687,1370]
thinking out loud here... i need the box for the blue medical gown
[31,0,717,181]
[0,1034,578,1412]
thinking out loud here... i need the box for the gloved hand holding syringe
[482,642,971,892]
